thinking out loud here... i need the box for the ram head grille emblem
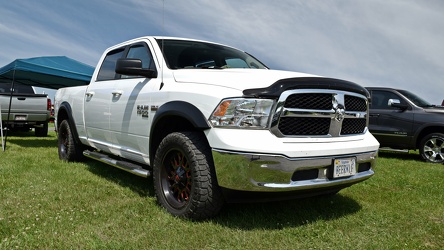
[332,96,345,122]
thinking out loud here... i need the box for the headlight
[209,98,274,129]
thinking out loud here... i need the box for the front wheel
[419,133,444,163]
[153,132,224,220]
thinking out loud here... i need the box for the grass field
[0,130,443,249]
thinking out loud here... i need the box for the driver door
[109,41,161,164]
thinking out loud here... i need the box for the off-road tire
[58,120,84,161]
[419,133,444,163]
[153,132,224,220]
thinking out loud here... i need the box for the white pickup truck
[1,81,51,137]
[54,36,379,220]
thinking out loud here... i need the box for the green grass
[0,130,443,249]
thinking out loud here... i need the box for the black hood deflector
[243,77,370,99]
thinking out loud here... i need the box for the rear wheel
[153,132,224,220]
[58,120,83,161]
[419,133,444,163]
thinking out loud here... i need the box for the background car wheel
[153,132,224,220]
[419,133,444,163]
[35,122,48,137]
[58,120,84,161]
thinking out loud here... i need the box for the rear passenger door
[84,47,125,153]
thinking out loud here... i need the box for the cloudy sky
[1,0,443,104]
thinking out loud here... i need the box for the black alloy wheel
[153,132,224,220]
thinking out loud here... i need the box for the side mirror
[388,99,408,110]
[115,58,157,78]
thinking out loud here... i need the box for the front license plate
[333,158,356,178]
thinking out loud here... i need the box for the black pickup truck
[366,87,444,163]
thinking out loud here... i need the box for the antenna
[160,0,165,89]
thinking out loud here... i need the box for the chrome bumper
[212,149,377,192]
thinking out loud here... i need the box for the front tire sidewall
[153,132,223,220]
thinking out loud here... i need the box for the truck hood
[424,106,444,114]
[172,69,320,90]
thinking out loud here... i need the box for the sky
[0,0,443,104]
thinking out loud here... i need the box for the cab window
[126,44,154,70]
[119,44,156,79]
[371,90,407,109]
[96,48,125,81]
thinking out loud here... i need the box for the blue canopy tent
[0,56,94,89]
[0,56,94,150]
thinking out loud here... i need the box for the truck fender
[57,101,82,145]
[413,122,444,147]
[149,101,210,161]
[151,101,210,130]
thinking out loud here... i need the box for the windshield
[398,89,433,107]
[156,39,268,70]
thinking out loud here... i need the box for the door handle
[112,90,123,96]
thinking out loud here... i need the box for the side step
[379,147,409,153]
[83,150,151,178]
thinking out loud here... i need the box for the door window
[96,48,125,81]
[126,45,154,69]
[371,90,406,109]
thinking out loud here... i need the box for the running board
[83,150,150,178]
[378,147,409,153]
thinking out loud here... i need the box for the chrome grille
[271,89,368,137]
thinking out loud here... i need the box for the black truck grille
[284,93,332,110]
[272,91,368,137]
[345,95,367,111]
[278,117,330,135]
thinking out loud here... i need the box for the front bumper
[212,149,377,192]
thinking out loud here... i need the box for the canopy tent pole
[0,103,4,152]
[3,65,17,151]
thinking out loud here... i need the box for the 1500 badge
[137,105,149,118]
[394,131,407,135]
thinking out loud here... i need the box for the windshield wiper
[200,66,223,69]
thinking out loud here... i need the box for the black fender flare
[151,101,211,130]
[149,101,210,158]
[57,101,82,145]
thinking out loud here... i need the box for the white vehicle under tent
[0,56,94,151]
